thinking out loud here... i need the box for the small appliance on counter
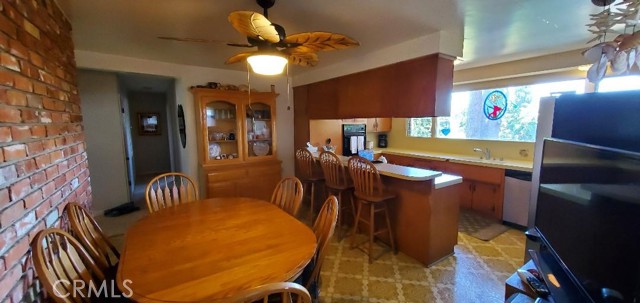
[342,124,366,156]
[378,134,388,148]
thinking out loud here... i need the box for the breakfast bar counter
[313,152,462,266]
[380,168,462,267]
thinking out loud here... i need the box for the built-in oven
[342,124,366,156]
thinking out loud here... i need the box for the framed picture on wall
[138,113,160,135]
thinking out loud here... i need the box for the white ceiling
[58,0,602,75]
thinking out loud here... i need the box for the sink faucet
[473,147,491,160]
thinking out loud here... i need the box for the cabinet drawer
[248,165,281,177]
[207,169,247,182]
[445,162,504,184]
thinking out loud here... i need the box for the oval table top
[117,197,317,302]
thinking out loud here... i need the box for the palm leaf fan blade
[225,51,258,64]
[228,11,280,43]
[284,32,360,52]
[289,52,319,67]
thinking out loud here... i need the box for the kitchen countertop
[311,152,462,187]
[378,148,533,172]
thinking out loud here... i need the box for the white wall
[78,70,130,212]
[75,51,295,188]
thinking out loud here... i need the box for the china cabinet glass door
[205,100,241,162]
[245,102,274,159]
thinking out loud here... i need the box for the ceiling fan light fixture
[247,53,288,75]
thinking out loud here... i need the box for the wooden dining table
[116,197,317,302]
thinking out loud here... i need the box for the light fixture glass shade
[247,54,288,75]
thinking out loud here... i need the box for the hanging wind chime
[583,0,640,83]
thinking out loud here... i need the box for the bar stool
[296,148,325,221]
[318,151,355,240]
[347,156,397,263]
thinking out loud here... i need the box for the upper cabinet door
[200,98,243,165]
[244,98,277,161]
[306,78,339,119]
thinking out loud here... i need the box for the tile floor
[96,208,525,303]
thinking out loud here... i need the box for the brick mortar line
[0,102,80,113]
[0,172,91,301]
[0,173,89,282]
[0,69,78,95]
[0,122,82,129]
[0,133,84,167]
[0,164,90,256]
[0,145,87,212]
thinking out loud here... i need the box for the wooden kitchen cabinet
[192,87,281,200]
[301,53,454,119]
[366,118,392,132]
[306,78,339,119]
[382,153,505,219]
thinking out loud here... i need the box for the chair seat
[354,190,396,203]
[325,183,353,191]
[302,176,324,182]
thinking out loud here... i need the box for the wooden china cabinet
[192,87,281,200]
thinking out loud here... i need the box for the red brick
[0,69,14,86]
[2,144,26,161]
[8,38,28,59]
[9,178,30,201]
[0,126,11,143]
[5,90,26,106]
[0,226,17,255]
[4,237,29,268]
[9,126,29,140]
[35,199,51,219]
[41,97,55,110]
[34,153,49,168]
[13,74,32,92]
[32,82,46,95]
[0,188,9,205]
[0,52,20,72]
[28,51,42,68]
[42,138,55,151]
[19,108,36,123]
[0,264,20,300]
[41,181,55,197]
[29,124,44,138]
[15,210,35,237]
[14,159,35,177]
[29,171,45,188]
[0,13,17,39]
[25,141,42,155]
[0,200,24,227]
[49,150,63,163]
[23,190,41,209]
[0,165,17,185]
[26,93,41,108]
[45,124,61,136]
[0,107,21,123]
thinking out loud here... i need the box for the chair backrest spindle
[145,172,199,213]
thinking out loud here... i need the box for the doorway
[118,73,177,208]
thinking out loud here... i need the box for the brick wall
[0,0,91,302]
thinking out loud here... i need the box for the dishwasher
[503,169,532,227]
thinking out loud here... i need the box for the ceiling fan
[159,0,359,74]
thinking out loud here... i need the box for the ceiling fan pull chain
[246,61,255,127]
[287,63,291,111]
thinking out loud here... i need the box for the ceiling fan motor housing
[591,0,615,6]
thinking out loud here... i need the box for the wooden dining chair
[295,148,324,220]
[318,151,355,240]
[65,202,120,273]
[347,156,397,263]
[303,195,339,302]
[223,282,311,303]
[31,228,107,303]
[270,177,304,217]
[145,172,199,213]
